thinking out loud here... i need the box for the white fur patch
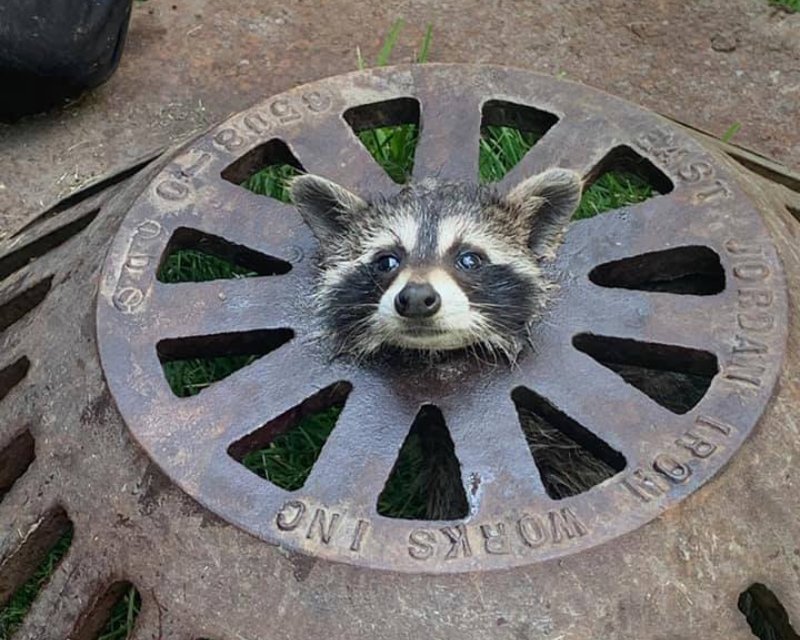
[437,216,539,280]
[357,213,420,266]
[373,267,484,351]
[437,217,468,257]
[377,270,411,320]
[394,213,420,254]
[426,268,472,330]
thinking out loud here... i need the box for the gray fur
[290,174,368,245]
[507,168,584,256]
[290,171,583,360]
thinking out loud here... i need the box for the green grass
[573,171,654,220]
[157,249,256,283]
[162,355,258,397]
[769,0,799,11]
[0,529,141,640]
[240,406,342,490]
[158,22,656,505]
[376,432,428,519]
[479,126,541,183]
[96,586,141,640]
[0,529,73,639]
[241,164,302,203]
[357,125,420,184]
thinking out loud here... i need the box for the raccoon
[289,171,709,519]
[290,168,582,362]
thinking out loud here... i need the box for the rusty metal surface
[1,0,799,240]
[95,65,789,574]
[0,65,798,639]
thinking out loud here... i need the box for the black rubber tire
[0,0,133,120]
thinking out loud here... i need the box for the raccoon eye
[456,251,483,271]
[373,253,401,273]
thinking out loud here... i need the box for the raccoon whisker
[331,303,381,310]
[469,302,535,311]
[468,342,501,368]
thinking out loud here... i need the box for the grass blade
[376,19,404,66]
[417,24,433,63]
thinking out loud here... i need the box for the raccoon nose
[395,282,441,318]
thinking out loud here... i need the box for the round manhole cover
[96,64,788,573]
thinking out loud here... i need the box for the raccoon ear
[289,174,368,242]
[507,168,583,256]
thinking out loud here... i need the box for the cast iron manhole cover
[96,65,787,574]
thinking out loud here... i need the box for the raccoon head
[290,169,582,361]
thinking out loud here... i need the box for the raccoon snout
[394,282,441,318]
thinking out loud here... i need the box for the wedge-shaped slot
[157,228,291,283]
[0,429,35,502]
[589,246,725,295]
[72,582,141,640]
[343,97,421,184]
[0,507,73,629]
[573,334,718,414]
[575,145,674,220]
[479,100,559,183]
[512,387,625,500]
[0,356,29,404]
[738,583,799,640]
[158,329,293,398]
[228,382,352,490]
[221,139,304,202]
[0,277,52,333]
[16,155,154,236]
[378,405,468,521]
[0,209,98,283]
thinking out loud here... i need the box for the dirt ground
[0,0,797,238]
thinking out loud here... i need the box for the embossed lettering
[734,263,770,281]
[213,128,245,153]
[123,254,152,275]
[724,361,766,387]
[350,519,369,552]
[733,335,769,355]
[635,128,673,153]
[678,160,714,183]
[180,151,212,177]
[306,508,341,544]
[622,468,668,502]
[725,240,763,256]
[676,430,717,458]
[695,415,734,437]
[155,179,189,201]
[112,287,144,313]
[440,525,472,560]
[276,500,306,531]
[695,180,732,202]
[136,219,162,239]
[270,98,302,124]
[408,529,436,560]
[737,312,774,332]
[518,514,548,548]
[243,112,272,135]
[480,523,510,555]
[653,454,691,483]
[302,90,332,113]
[655,146,689,166]
[548,508,588,543]
[738,288,773,308]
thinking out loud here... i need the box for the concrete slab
[0,0,798,238]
